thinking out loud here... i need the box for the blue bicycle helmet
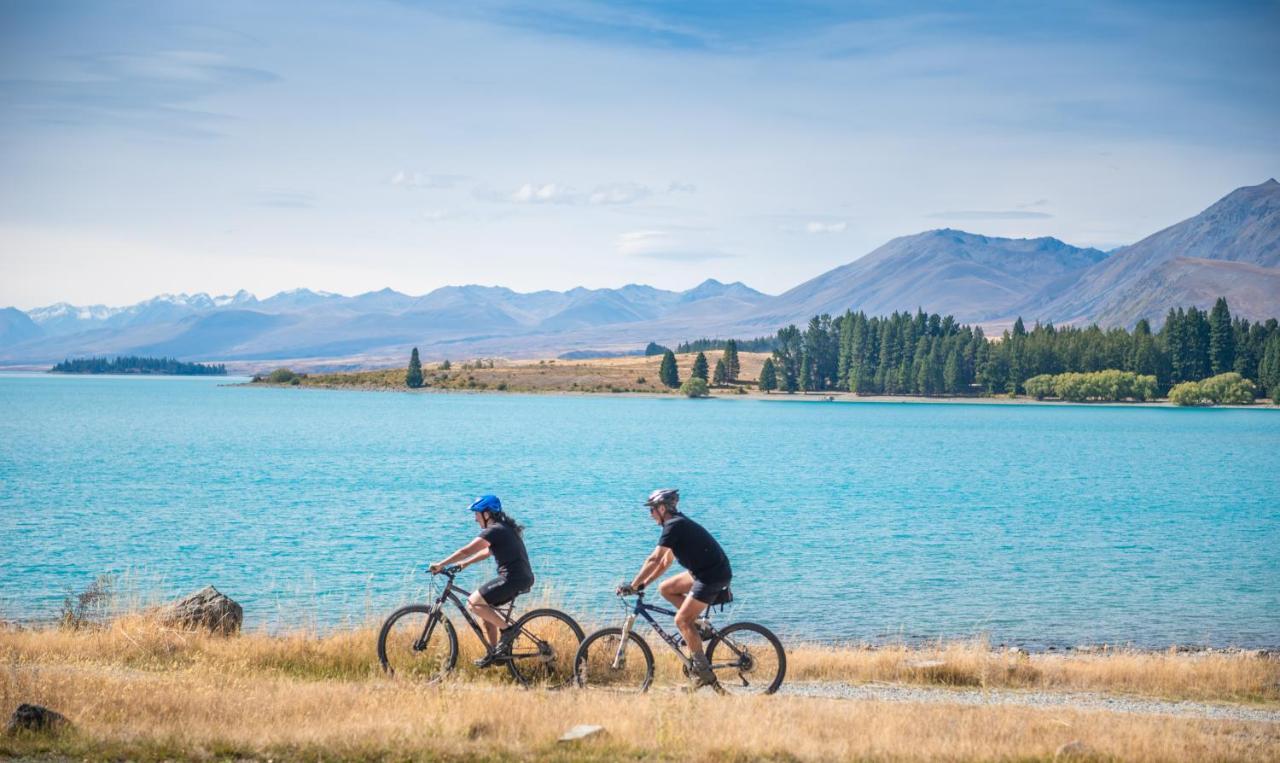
[469,494,502,513]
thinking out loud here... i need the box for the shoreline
[239,380,1276,409]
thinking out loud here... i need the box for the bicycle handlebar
[429,564,463,576]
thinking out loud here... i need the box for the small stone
[1055,740,1093,760]
[558,725,605,742]
[6,704,70,735]
[160,586,243,635]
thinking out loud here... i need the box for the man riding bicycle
[617,488,732,687]
[429,495,534,668]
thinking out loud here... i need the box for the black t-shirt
[479,522,533,582]
[658,513,731,582]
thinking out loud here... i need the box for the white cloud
[512,182,574,203]
[805,221,847,234]
[589,181,650,205]
[483,180,653,205]
[390,170,464,189]
[615,230,733,261]
[927,210,1052,220]
[667,181,697,194]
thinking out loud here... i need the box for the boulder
[1055,740,1094,761]
[558,725,606,742]
[161,586,243,635]
[6,704,70,735]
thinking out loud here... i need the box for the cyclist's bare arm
[628,546,674,590]
[430,537,490,572]
[458,547,491,568]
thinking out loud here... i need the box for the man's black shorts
[478,575,533,606]
[690,576,731,605]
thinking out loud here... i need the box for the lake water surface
[2,374,1277,648]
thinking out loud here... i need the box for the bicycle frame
[420,569,517,651]
[611,591,742,671]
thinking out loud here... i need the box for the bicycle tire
[377,604,458,683]
[573,626,655,693]
[705,621,786,695]
[504,608,585,689]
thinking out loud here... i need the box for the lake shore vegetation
[250,298,1277,406]
[49,356,227,376]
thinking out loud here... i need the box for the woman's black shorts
[478,575,533,606]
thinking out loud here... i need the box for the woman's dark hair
[485,510,524,538]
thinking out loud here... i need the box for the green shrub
[1198,372,1256,405]
[1024,370,1158,402]
[1023,374,1055,400]
[267,368,298,384]
[679,377,710,398]
[1168,381,1211,406]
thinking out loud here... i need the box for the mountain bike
[573,589,786,694]
[377,565,584,688]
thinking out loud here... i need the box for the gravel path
[780,682,1280,723]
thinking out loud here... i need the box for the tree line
[752,298,1280,400]
[50,356,228,375]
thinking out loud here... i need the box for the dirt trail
[780,681,1280,723]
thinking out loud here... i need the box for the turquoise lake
[1,373,1278,649]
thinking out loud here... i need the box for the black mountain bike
[377,565,584,688]
[573,589,786,694]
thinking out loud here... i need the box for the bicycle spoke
[705,622,786,695]
[506,610,583,689]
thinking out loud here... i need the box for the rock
[161,586,243,635]
[6,704,70,734]
[1055,740,1094,760]
[558,725,606,742]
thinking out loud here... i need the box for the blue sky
[2,0,1278,308]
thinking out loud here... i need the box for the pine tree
[1209,297,1235,375]
[692,351,709,381]
[943,348,962,394]
[758,358,778,392]
[723,339,740,381]
[712,357,728,386]
[659,350,680,388]
[406,347,424,388]
[798,350,812,392]
[1259,334,1280,401]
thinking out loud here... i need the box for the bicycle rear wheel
[377,604,457,683]
[705,621,786,695]
[573,627,654,693]
[504,608,585,689]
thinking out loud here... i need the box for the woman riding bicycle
[429,495,534,667]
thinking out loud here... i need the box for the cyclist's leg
[674,594,711,656]
[681,578,729,666]
[467,590,503,646]
[470,577,523,647]
[658,571,694,608]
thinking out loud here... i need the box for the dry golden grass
[3,619,1278,761]
[261,351,773,395]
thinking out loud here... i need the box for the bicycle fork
[611,613,636,669]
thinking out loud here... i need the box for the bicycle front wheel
[705,621,786,695]
[573,627,654,693]
[505,608,585,689]
[377,604,458,683]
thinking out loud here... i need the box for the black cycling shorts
[478,575,533,607]
[690,576,731,605]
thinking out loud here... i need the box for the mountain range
[3,179,1278,368]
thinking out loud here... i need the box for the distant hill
[735,230,1107,332]
[1007,178,1280,326]
[2,180,1277,365]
